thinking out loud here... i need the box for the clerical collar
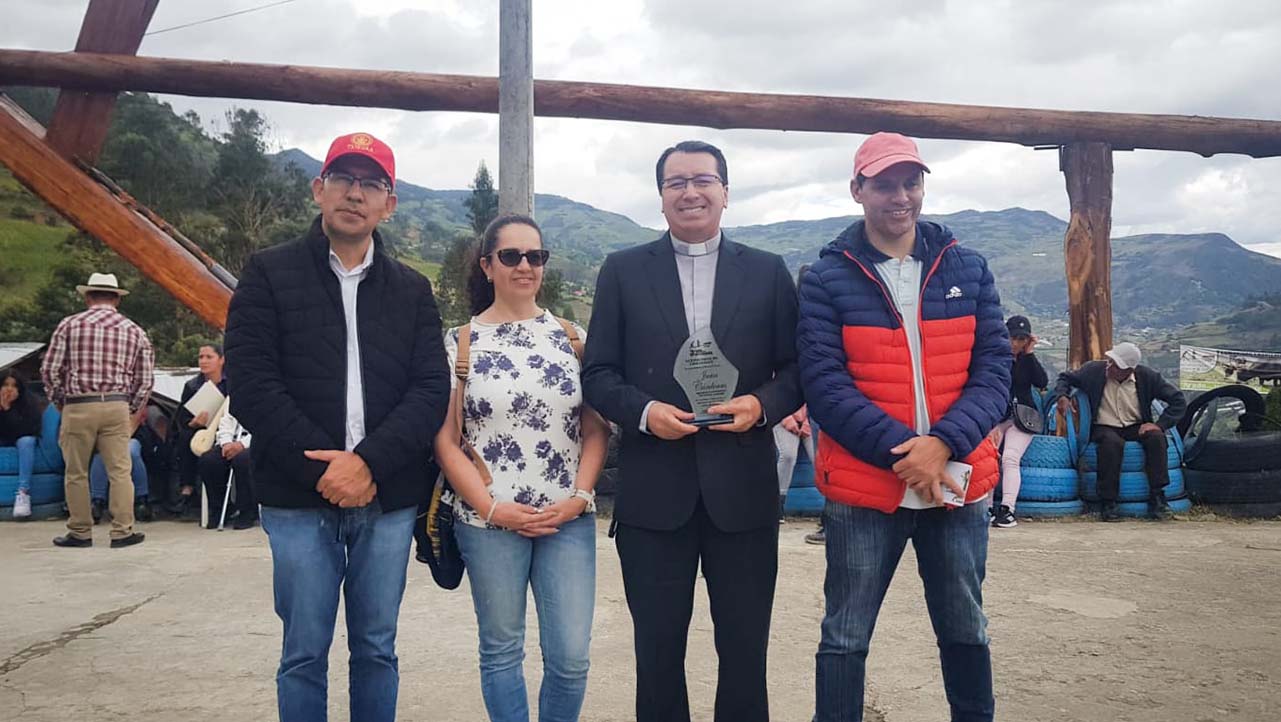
[670,230,722,257]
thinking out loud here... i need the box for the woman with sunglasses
[435,213,610,722]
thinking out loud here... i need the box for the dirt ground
[1,513,1279,722]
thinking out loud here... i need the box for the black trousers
[1091,424,1169,502]
[197,447,256,521]
[614,499,778,722]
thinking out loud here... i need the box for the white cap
[1104,342,1141,370]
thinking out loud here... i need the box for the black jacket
[1054,360,1187,431]
[225,217,450,512]
[1010,352,1048,410]
[582,233,803,533]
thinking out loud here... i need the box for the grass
[0,217,68,310]
[400,257,442,282]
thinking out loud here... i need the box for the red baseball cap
[321,132,396,188]
[853,132,930,179]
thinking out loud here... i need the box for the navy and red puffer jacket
[797,221,1011,513]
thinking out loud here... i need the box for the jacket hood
[820,220,956,266]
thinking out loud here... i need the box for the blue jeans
[815,500,994,722]
[90,438,147,500]
[13,436,36,492]
[261,501,417,722]
[456,513,596,722]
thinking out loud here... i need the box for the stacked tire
[1078,431,1192,518]
[1181,386,1281,518]
[1012,393,1087,519]
[783,445,823,515]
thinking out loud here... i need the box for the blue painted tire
[783,486,825,515]
[789,455,817,490]
[1015,499,1086,518]
[1015,466,1080,503]
[0,501,66,521]
[1081,469,1185,502]
[1079,436,1181,473]
[1112,495,1193,518]
[0,472,64,507]
[1019,435,1075,470]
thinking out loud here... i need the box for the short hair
[85,291,121,305]
[655,140,729,191]
[200,343,224,357]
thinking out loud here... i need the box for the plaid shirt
[41,304,155,412]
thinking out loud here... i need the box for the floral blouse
[444,311,588,528]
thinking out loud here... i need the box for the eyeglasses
[661,174,723,192]
[323,171,392,196]
[490,248,551,268]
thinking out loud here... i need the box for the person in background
[1,369,45,519]
[169,344,227,515]
[197,404,257,530]
[989,315,1048,529]
[89,405,152,523]
[1054,341,1186,521]
[436,214,610,722]
[42,272,153,548]
[774,405,813,521]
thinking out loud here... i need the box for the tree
[464,161,499,237]
[435,232,476,328]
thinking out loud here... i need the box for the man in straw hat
[41,272,153,548]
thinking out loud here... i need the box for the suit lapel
[645,235,690,343]
[711,236,744,343]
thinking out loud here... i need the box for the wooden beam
[1,49,1280,157]
[45,0,158,163]
[498,0,534,216]
[1061,142,1114,369]
[0,96,232,329]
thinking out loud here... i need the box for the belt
[65,393,129,405]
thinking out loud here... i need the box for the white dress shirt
[328,241,375,451]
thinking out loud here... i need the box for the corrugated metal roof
[0,342,46,371]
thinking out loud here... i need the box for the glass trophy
[673,327,739,427]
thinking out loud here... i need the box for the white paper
[183,380,225,420]
[941,461,974,507]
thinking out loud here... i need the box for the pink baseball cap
[853,132,930,179]
[321,132,396,187]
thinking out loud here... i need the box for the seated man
[89,437,150,523]
[196,406,256,529]
[1055,342,1187,521]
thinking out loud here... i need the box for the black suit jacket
[1054,360,1187,431]
[583,233,802,532]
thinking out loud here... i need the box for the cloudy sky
[6,0,1281,258]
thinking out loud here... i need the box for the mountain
[274,148,1281,335]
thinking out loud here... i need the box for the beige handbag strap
[452,324,492,487]
[554,316,584,360]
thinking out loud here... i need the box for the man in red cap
[225,132,450,722]
[797,132,1010,721]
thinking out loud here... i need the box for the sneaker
[991,504,1018,528]
[1100,501,1122,522]
[1149,493,1173,521]
[91,498,106,524]
[12,490,32,519]
[804,528,826,545]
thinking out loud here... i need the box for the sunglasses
[489,249,551,268]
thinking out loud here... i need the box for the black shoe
[110,532,145,548]
[804,528,826,545]
[167,492,192,515]
[91,499,105,524]
[53,534,92,548]
[1149,493,1174,521]
[1100,501,1122,522]
[992,504,1018,528]
[232,512,258,530]
[134,497,153,523]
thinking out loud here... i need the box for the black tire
[1178,385,1266,437]
[1184,467,1281,504]
[1197,502,1281,519]
[1185,432,1281,473]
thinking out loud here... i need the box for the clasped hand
[890,435,964,506]
[305,449,376,508]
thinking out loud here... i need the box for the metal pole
[498,0,533,216]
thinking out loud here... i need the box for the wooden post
[45,0,158,163]
[1061,142,1114,368]
[498,0,534,215]
[0,97,232,328]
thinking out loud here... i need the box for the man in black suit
[583,140,802,722]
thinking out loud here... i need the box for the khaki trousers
[60,401,133,540]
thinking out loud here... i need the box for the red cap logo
[322,132,396,188]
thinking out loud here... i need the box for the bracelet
[484,501,500,525]
[570,488,596,514]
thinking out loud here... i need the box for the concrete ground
[1,513,1279,722]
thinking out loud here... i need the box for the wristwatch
[570,488,596,514]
